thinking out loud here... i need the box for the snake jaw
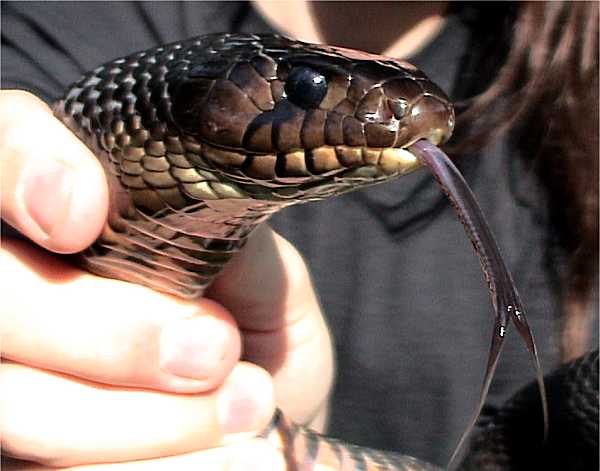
[196,138,439,204]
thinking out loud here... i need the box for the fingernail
[159,316,229,380]
[21,160,73,236]
[218,368,273,436]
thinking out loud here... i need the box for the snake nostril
[388,98,409,120]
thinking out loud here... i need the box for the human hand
[0,90,334,469]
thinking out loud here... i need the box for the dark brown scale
[300,108,327,149]
[252,54,279,79]
[365,123,397,147]
[324,112,346,145]
[333,98,356,116]
[243,113,274,152]
[383,77,424,102]
[355,87,389,123]
[273,102,306,152]
[320,73,350,109]
[228,62,274,111]
[347,74,374,104]
[342,116,366,146]
[196,79,261,148]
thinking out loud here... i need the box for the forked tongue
[408,139,549,470]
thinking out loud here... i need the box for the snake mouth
[257,143,426,201]
[195,123,446,202]
[200,138,432,189]
[193,140,429,202]
[287,143,425,199]
[276,143,424,182]
[333,145,421,180]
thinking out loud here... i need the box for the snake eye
[284,66,327,109]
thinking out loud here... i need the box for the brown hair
[451,2,599,361]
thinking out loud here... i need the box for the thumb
[208,224,319,332]
[0,90,108,253]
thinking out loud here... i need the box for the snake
[51,33,597,470]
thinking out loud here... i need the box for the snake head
[57,33,454,207]
[54,33,454,296]
[168,34,454,202]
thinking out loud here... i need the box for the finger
[0,361,275,467]
[0,90,109,253]
[208,225,334,426]
[1,239,241,393]
[1,439,286,471]
[209,225,320,330]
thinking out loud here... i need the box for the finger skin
[0,238,241,393]
[0,361,275,467]
[1,438,286,471]
[0,90,108,253]
[1,232,332,420]
[209,225,335,426]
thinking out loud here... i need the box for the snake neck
[82,171,284,297]
[53,98,289,298]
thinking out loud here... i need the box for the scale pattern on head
[58,33,454,209]
[54,33,454,296]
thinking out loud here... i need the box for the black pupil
[284,66,327,109]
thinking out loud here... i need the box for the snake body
[52,33,596,470]
[461,349,599,471]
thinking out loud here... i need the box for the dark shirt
[1,1,563,466]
